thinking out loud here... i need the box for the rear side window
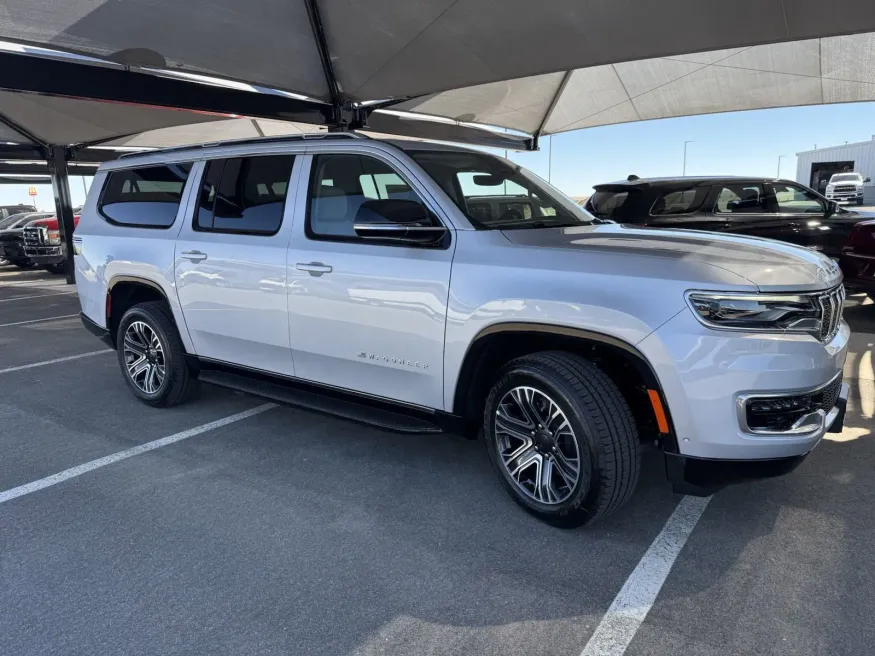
[588,191,628,219]
[650,188,709,215]
[195,155,295,235]
[99,163,193,228]
[714,184,767,214]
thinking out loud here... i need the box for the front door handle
[296,262,333,276]
[181,250,208,262]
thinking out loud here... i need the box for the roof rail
[117,131,368,159]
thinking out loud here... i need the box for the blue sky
[5,101,875,210]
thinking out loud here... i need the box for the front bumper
[638,307,850,462]
[827,191,863,203]
[24,245,64,265]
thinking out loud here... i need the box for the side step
[199,370,443,434]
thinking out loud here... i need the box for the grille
[818,285,845,342]
[23,226,44,246]
[817,375,843,413]
[834,185,857,193]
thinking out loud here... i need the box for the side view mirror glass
[866,177,871,183]
[353,199,448,245]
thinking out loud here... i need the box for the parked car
[584,176,872,258]
[0,204,37,220]
[75,135,848,527]
[825,172,870,206]
[840,220,875,297]
[23,213,81,274]
[0,212,53,268]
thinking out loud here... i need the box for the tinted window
[99,163,192,228]
[650,188,709,215]
[195,155,295,235]
[308,154,435,239]
[714,184,768,214]
[770,184,825,214]
[588,191,629,219]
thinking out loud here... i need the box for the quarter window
[99,163,193,228]
[194,155,295,235]
[714,184,768,214]
[307,154,437,240]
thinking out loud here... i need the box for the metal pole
[777,155,785,179]
[81,176,88,197]
[46,145,76,285]
[548,135,553,183]
[683,140,693,176]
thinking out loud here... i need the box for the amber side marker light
[647,389,670,434]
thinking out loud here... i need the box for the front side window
[99,163,193,228]
[195,155,295,235]
[307,154,437,239]
[714,184,768,214]
[770,183,825,214]
[409,150,591,230]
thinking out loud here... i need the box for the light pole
[777,155,786,179]
[682,140,694,176]
[548,135,553,184]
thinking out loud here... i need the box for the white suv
[75,133,849,526]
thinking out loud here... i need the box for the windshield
[830,174,861,183]
[409,150,594,230]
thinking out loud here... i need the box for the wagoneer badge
[357,352,428,370]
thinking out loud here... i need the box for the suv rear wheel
[116,301,198,407]
[483,351,641,527]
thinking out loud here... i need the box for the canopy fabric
[0,90,226,146]
[2,1,875,146]
[102,118,321,148]
[2,0,874,105]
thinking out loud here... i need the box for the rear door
[174,152,301,376]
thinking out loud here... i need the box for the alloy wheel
[123,320,166,394]
[494,386,581,505]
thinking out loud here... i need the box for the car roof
[592,176,785,191]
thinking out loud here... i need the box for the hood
[501,224,842,292]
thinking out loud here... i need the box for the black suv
[585,176,873,258]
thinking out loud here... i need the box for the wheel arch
[106,276,177,349]
[452,322,676,448]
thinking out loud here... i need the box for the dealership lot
[2,269,874,656]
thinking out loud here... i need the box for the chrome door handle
[296,262,332,275]
[181,250,208,262]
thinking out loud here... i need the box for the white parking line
[0,403,276,505]
[0,291,77,303]
[0,349,111,374]
[0,314,78,328]
[580,495,712,656]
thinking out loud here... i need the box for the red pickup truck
[23,214,80,274]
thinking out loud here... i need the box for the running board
[199,370,443,434]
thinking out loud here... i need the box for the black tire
[116,301,199,407]
[483,351,640,528]
[858,199,865,206]
[43,263,65,274]
[12,260,35,269]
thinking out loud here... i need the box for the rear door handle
[181,250,208,262]
[296,262,332,275]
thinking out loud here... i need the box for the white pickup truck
[826,172,870,205]
[74,133,849,526]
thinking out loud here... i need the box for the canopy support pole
[305,0,346,128]
[46,146,76,285]
[532,70,573,151]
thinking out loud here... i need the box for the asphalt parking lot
[2,267,874,656]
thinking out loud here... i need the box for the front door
[286,150,454,409]
[766,182,852,257]
[174,154,301,376]
[708,182,799,243]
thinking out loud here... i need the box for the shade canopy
[1,1,875,147]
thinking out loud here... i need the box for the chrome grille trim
[818,285,844,342]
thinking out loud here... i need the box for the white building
[796,139,875,203]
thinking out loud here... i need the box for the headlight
[46,229,61,245]
[826,185,835,192]
[686,292,821,335]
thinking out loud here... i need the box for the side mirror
[866,177,871,183]
[353,199,448,245]
[826,200,839,216]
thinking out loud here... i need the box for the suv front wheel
[116,301,199,407]
[484,351,641,527]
